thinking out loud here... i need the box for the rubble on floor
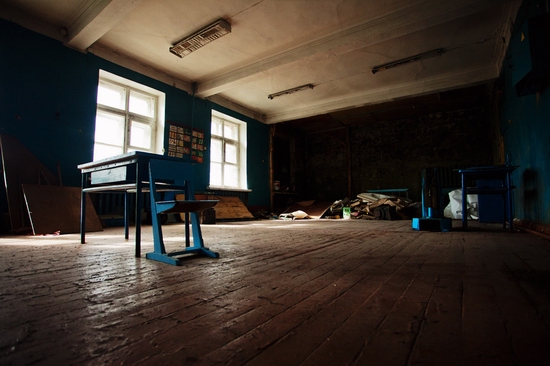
[350,192,420,220]
[280,193,421,220]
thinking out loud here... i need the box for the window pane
[130,120,151,149]
[224,121,239,141]
[94,110,125,146]
[211,118,223,136]
[225,142,237,164]
[129,90,155,118]
[210,112,246,189]
[224,164,238,187]
[210,162,222,186]
[210,138,222,162]
[97,80,126,110]
[93,143,123,161]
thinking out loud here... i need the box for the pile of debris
[279,193,420,221]
[352,193,420,220]
[325,193,420,220]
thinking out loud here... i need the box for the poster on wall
[167,121,204,163]
[191,129,204,163]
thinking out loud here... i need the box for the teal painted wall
[0,19,270,209]
[499,1,550,223]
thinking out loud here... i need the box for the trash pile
[347,192,420,220]
[323,193,422,220]
[279,193,420,220]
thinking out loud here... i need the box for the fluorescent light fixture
[268,84,314,100]
[372,48,444,74]
[170,19,231,58]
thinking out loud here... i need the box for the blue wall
[499,0,550,223]
[0,19,270,208]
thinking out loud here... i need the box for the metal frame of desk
[78,152,183,257]
[458,166,518,232]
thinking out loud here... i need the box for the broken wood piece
[22,184,102,235]
[0,134,60,232]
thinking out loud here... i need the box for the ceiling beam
[493,0,522,75]
[207,95,266,123]
[196,0,515,98]
[66,0,145,50]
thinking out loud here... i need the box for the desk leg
[507,172,514,233]
[461,174,467,230]
[135,165,142,258]
[502,193,507,230]
[185,212,190,247]
[80,174,86,244]
[124,192,130,240]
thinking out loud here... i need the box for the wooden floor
[1,219,550,365]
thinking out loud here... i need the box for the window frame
[93,70,165,161]
[209,110,249,191]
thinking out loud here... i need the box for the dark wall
[305,128,348,201]
[0,20,98,187]
[303,107,492,202]
[0,19,270,213]
[350,108,492,201]
[498,0,550,223]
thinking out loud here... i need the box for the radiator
[207,189,249,206]
[93,192,151,217]
[92,190,248,220]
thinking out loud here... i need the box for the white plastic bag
[444,189,478,219]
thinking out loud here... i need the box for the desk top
[78,151,184,170]
[458,165,519,175]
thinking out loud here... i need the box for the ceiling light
[170,19,231,58]
[372,48,444,74]
[268,84,314,100]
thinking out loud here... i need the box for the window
[93,70,165,161]
[209,111,248,190]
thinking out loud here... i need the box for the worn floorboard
[1,219,550,365]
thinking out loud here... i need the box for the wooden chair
[146,159,219,265]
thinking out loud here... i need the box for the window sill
[207,186,252,193]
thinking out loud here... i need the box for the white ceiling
[1,0,521,124]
